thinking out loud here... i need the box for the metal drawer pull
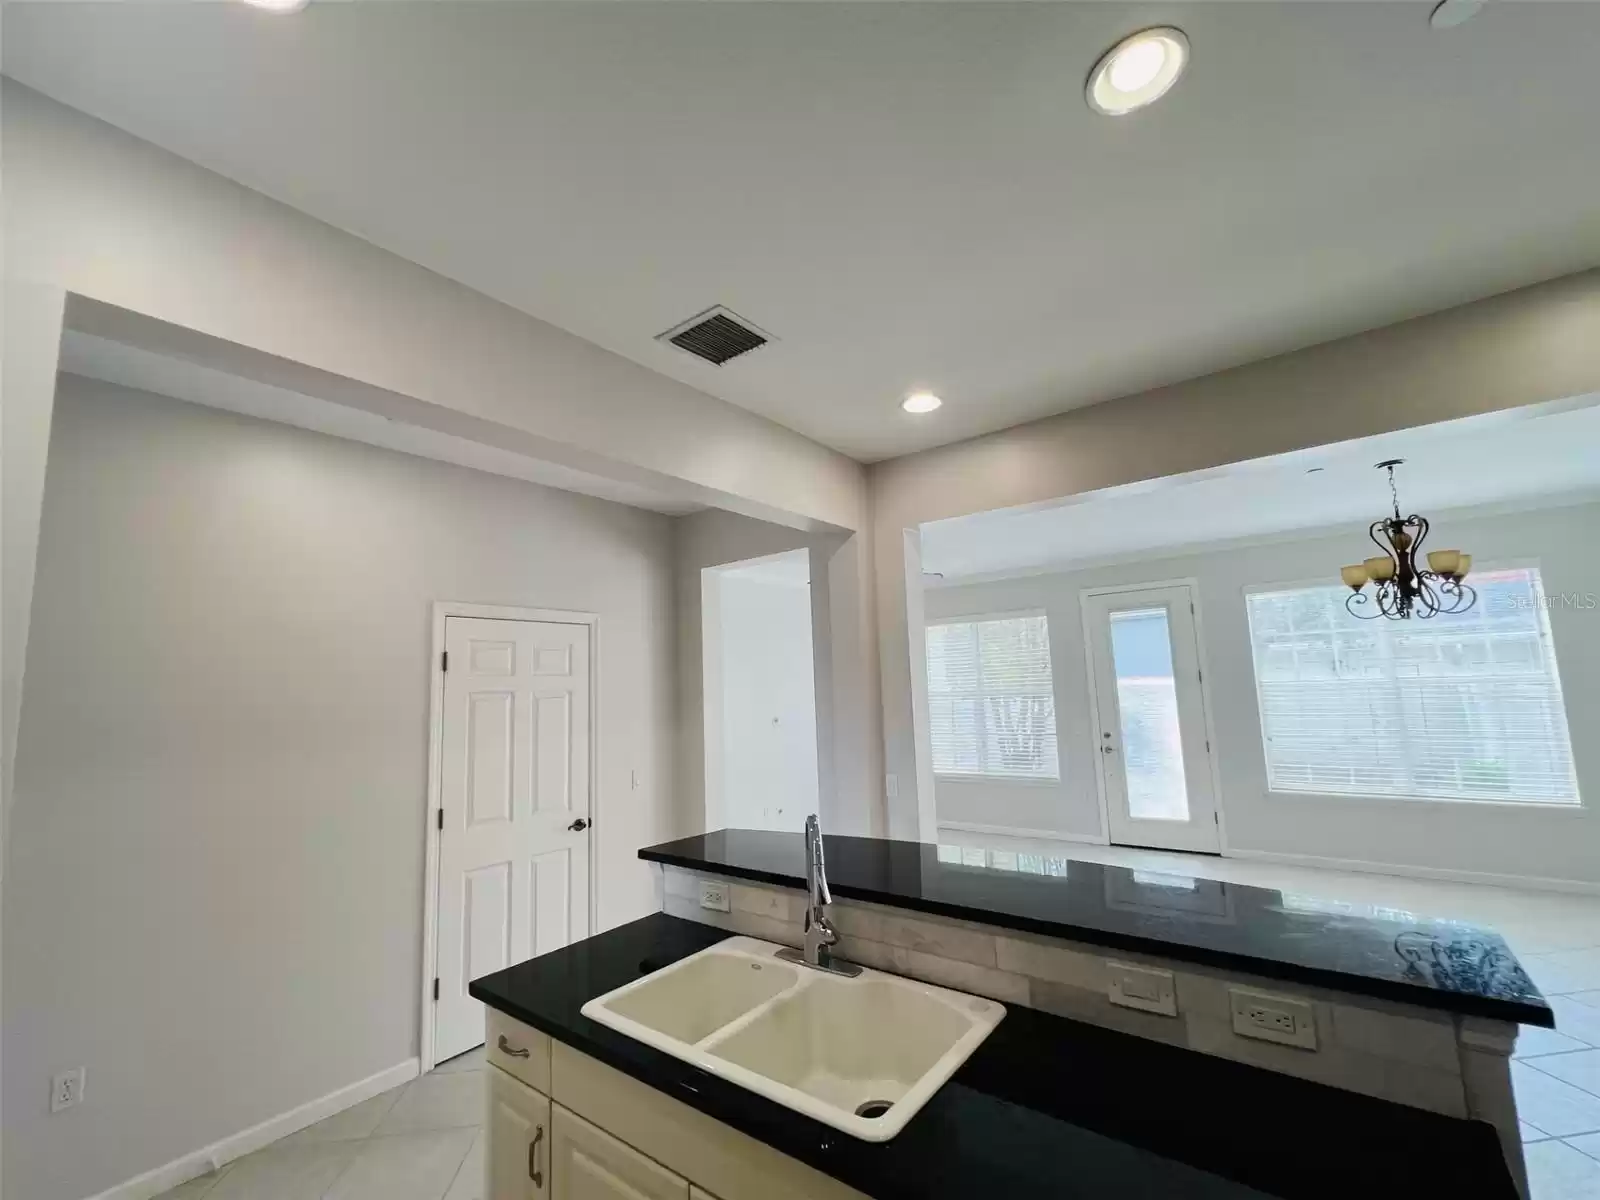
[497,1034,530,1059]
[529,1124,544,1186]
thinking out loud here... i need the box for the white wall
[925,499,1600,888]
[3,376,678,1200]
[707,560,820,834]
[874,268,1600,840]
[674,511,882,840]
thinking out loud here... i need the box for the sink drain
[854,1100,893,1119]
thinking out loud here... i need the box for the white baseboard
[936,821,1108,845]
[83,1058,420,1200]
[1227,847,1600,896]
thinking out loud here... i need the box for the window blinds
[925,614,1060,780]
[1245,568,1579,805]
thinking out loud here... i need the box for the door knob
[1101,744,1117,754]
[568,818,589,832]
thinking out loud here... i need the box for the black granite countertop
[471,914,1516,1200]
[639,830,1553,1027]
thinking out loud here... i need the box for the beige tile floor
[157,1047,486,1200]
[158,846,1600,1199]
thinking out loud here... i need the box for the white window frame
[1241,561,1582,811]
[925,607,1061,784]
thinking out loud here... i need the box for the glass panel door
[1083,584,1220,853]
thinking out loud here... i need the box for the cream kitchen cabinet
[550,1103,689,1200]
[484,1012,866,1200]
[488,1063,551,1200]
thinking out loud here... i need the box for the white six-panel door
[435,615,592,1063]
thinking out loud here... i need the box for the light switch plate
[1229,987,1317,1050]
[698,880,731,913]
[1107,962,1178,1017]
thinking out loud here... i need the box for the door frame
[1078,579,1230,855]
[419,600,600,1071]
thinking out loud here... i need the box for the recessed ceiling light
[902,392,943,414]
[241,0,309,12]
[1430,0,1486,30]
[1086,27,1190,116]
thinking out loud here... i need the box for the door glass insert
[1109,607,1191,821]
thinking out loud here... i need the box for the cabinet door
[488,1067,552,1200]
[551,1103,689,1200]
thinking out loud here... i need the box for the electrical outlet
[51,1067,85,1113]
[885,774,899,799]
[1107,962,1178,1016]
[698,880,730,913]
[1229,988,1317,1050]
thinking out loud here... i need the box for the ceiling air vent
[656,306,773,366]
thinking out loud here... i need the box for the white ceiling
[7,3,1600,461]
[920,399,1600,581]
[59,333,705,515]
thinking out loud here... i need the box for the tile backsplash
[658,864,1495,1117]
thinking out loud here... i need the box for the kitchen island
[638,829,1550,1196]
[466,829,1553,1198]
[471,912,1517,1200]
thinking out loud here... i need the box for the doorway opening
[701,550,820,835]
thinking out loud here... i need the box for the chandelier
[1339,459,1475,620]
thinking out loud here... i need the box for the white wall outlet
[1107,962,1178,1016]
[885,774,899,799]
[51,1067,85,1113]
[698,880,731,913]
[1229,987,1317,1050]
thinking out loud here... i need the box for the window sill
[934,773,1062,787]
[1264,788,1584,812]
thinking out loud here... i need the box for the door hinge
[1214,812,1220,825]
[437,808,444,832]
[1197,668,1203,683]
[433,978,440,1002]
[441,650,449,672]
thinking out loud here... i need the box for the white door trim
[1079,580,1228,855]
[420,600,600,1071]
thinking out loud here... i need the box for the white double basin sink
[580,936,1005,1142]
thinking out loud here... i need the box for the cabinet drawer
[488,1008,552,1094]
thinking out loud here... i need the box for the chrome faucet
[777,814,862,977]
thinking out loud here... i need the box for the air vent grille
[657,306,772,366]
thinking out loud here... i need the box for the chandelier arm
[1409,514,1430,575]
[1367,518,1395,564]
[1414,572,1443,618]
[1376,578,1402,620]
[1435,577,1477,614]
[1345,589,1381,620]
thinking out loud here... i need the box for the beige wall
[3,377,678,1200]
[2,81,865,536]
[1,279,64,827]
[873,269,1600,837]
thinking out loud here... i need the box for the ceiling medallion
[1339,460,1475,620]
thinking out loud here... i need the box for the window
[925,614,1059,780]
[1245,568,1579,805]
